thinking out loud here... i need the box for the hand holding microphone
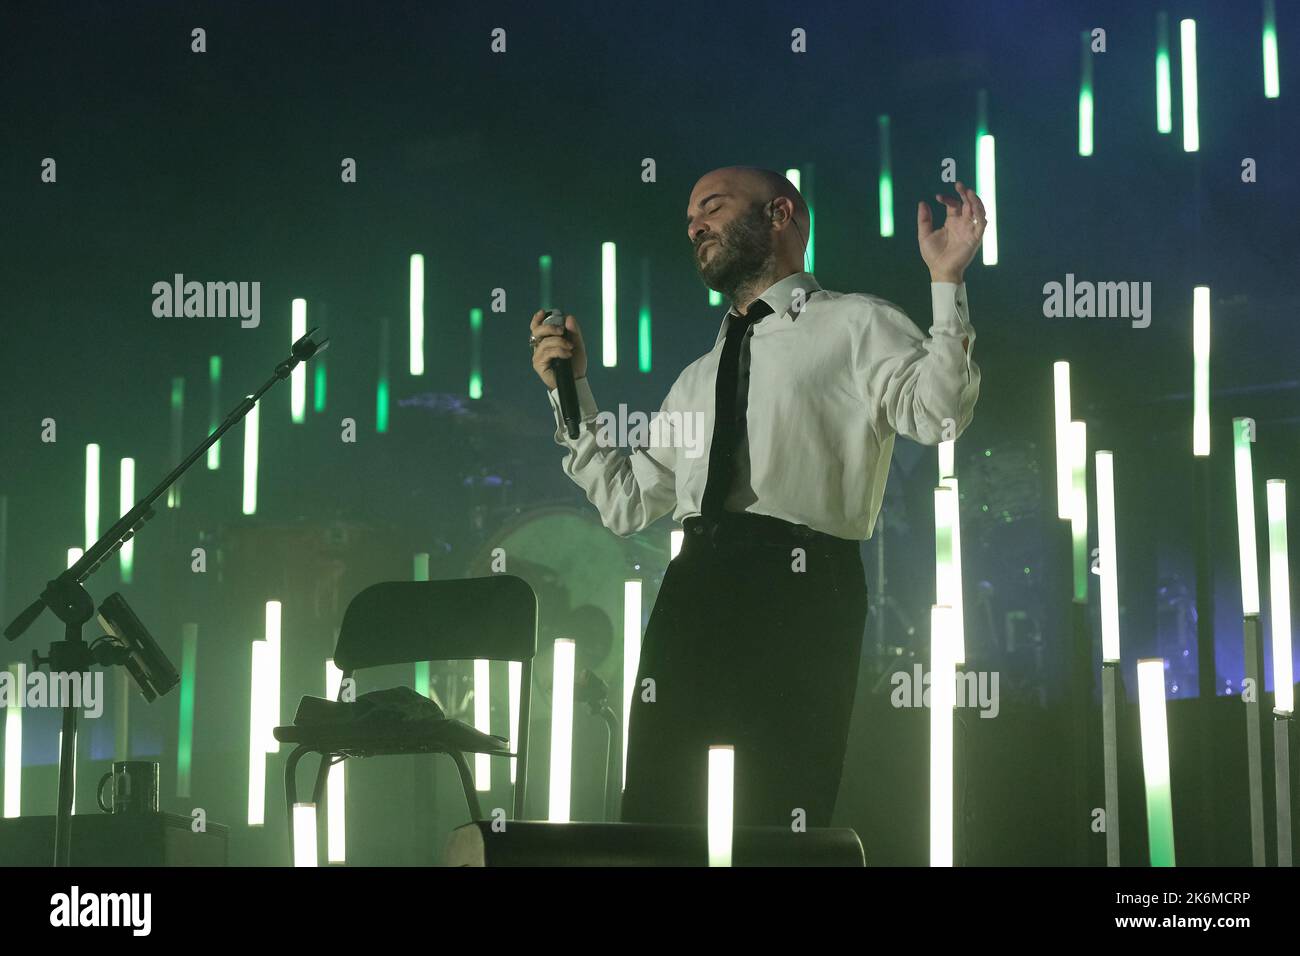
[530,309,587,438]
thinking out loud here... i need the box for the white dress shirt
[546,270,980,540]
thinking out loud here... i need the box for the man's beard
[693,202,775,302]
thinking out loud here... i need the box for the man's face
[686,177,775,299]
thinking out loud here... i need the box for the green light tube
[638,258,652,373]
[941,478,966,665]
[549,638,575,822]
[413,554,430,697]
[623,579,642,789]
[4,662,21,818]
[938,439,954,481]
[707,745,735,867]
[1234,419,1261,617]
[409,254,425,376]
[1137,658,1176,866]
[1096,451,1121,662]
[1193,287,1210,456]
[84,443,100,549]
[474,658,491,791]
[1264,0,1280,98]
[1180,19,1199,152]
[167,378,183,509]
[378,316,390,435]
[601,242,617,368]
[469,308,483,400]
[709,289,722,307]
[934,486,959,666]
[1266,480,1293,714]
[1079,31,1094,157]
[293,803,318,867]
[1156,12,1173,133]
[930,605,955,867]
[248,639,269,826]
[207,356,221,469]
[325,659,346,862]
[241,399,259,515]
[784,167,814,271]
[508,660,521,786]
[539,254,553,311]
[291,298,307,423]
[976,134,998,266]
[878,115,894,238]
[313,357,327,413]
[177,624,197,798]
[264,601,282,754]
[1054,362,1072,519]
[118,457,134,583]
[1070,421,1089,601]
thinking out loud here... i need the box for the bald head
[686,166,809,305]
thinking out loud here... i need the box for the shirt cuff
[931,282,976,379]
[547,376,600,434]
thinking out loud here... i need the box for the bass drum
[464,506,665,688]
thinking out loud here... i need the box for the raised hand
[918,181,987,283]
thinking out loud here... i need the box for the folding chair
[275,575,537,863]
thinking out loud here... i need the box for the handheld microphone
[544,309,581,439]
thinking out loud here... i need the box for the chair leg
[284,745,310,866]
[448,750,483,821]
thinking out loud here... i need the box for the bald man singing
[530,166,984,831]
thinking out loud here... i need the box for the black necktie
[701,298,774,520]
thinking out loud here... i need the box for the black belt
[682,512,860,558]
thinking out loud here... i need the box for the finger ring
[528,335,538,351]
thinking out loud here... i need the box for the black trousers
[620,522,868,828]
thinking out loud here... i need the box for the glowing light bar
[942,478,966,664]
[293,803,318,867]
[325,659,346,862]
[539,254,553,311]
[930,605,955,867]
[878,115,894,237]
[976,135,998,266]
[1137,658,1176,865]
[1267,480,1293,715]
[4,662,20,817]
[508,660,521,785]
[1193,287,1210,456]
[1079,31,1094,156]
[413,554,430,699]
[264,601,282,754]
[709,289,722,307]
[1070,421,1089,601]
[1156,13,1173,133]
[241,399,259,515]
[118,458,134,583]
[548,639,575,822]
[377,317,391,435]
[935,486,962,666]
[1180,19,1199,152]
[601,242,617,368]
[623,579,642,788]
[938,440,954,481]
[639,258,652,374]
[1054,362,1072,520]
[84,443,100,549]
[707,745,735,867]
[177,624,197,798]
[313,357,326,413]
[784,166,814,271]
[207,356,221,469]
[670,529,684,559]
[1234,419,1261,617]
[291,298,307,423]
[67,548,83,568]
[1096,451,1121,662]
[469,308,483,400]
[1264,0,1280,98]
[248,639,270,826]
[475,658,491,791]
[167,378,183,509]
[409,254,425,376]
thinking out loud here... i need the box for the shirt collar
[714,271,822,350]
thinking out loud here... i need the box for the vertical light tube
[935,486,962,666]
[878,115,894,238]
[4,662,20,817]
[1156,12,1173,133]
[1266,480,1293,715]
[469,308,484,399]
[207,356,221,469]
[412,554,430,698]
[708,289,722,307]
[930,605,955,867]
[377,317,391,434]
[325,659,346,863]
[638,257,652,373]
[67,548,83,568]
[293,803,318,867]
[941,478,966,665]
[1070,422,1089,601]
[938,440,955,481]
[241,399,259,515]
[1054,362,1072,519]
[248,639,269,826]
[1180,19,1200,152]
[784,167,813,271]
[539,254,553,311]
[1263,0,1280,98]
[707,745,735,867]
[976,134,998,266]
[1234,419,1261,616]
[409,253,425,376]
[508,660,521,785]
[474,658,491,791]
[1079,31,1095,157]
[177,623,197,798]
[623,579,642,788]
[670,529,684,559]
[84,443,100,549]
[1096,451,1121,662]
[264,601,282,754]
[548,638,575,822]
[291,298,307,423]
[601,242,617,368]
[118,457,134,584]
[1193,287,1210,457]
[1137,658,1176,866]
[167,378,183,508]
[313,356,327,413]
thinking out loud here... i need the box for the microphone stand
[4,329,329,867]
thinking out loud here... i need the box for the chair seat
[273,718,514,758]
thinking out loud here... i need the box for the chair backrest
[334,575,537,673]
